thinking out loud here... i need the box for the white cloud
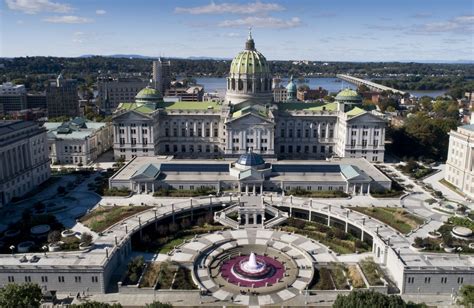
[43,15,92,23]
[175,1,284,15]
[95,9,106,15]
[417,15,474,33]
[5,0,72,14]
[219,16,301,28]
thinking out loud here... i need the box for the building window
[41,276,48,283]
[424,277,431,283]
[92,276,99,283]
[179,185,184,190]
[329,130,334,138]
[458,277,464,284]
[362,140,367,147]
[8,276,14,283]
[25,276,31,282]
[214,129,218,137]
[441,277,447,284]
[321,146,325,153]
[190,185,194,190]
[321,129,326,138]
[407,277,414,283]
[329,146,333,153]
[313,145,317,153]
[351,140,356,146]
[131,138,136,145]
[165,128,169,137]
[288,129,293,138]
[75,276,81,283]
[280,145,285,153]
[351,131,356,136]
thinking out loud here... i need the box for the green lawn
[157,235,195,254]
[349,207,424,234]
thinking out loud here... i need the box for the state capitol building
[112,33,386,163]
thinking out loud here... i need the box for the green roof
[162,101,221,110]
[335,88,362,102]
[277,102,338,112]
[135,86,163,104]
[232,105,267,118]
[117,102,156,114]
[116,101,222,114]
[346,106,366,117]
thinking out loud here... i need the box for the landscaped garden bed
[286,188,349,198]
[329,263,350,290]
[153,187,216,197]
[0,211,72,254]
[396,160,434,179]
[310,268,335,290]
[122,256,145,286]
[347,265,366,289]
[359,258,384,286]
[348,207,424,234]
[281,217,370,254]
[133,213,227,254]
[412,217,474,254]
[80,205,151,232]
[172,267,197,290]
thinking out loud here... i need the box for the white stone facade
[45,119,113,165]
[0,121,50,206]
[445,124,474,199]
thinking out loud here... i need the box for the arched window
[247,80,252,92]
[238,79,243,91]
[231,78,236,90]
[256,79,261,92]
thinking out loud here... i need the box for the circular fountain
[220,252,285,287]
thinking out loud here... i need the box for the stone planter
[18,241,35,253]
[4,229,20,238]
[410,244,425,252]
[48,243,61,252]
[79,242,94,251]
[428,231,442,239]
[30,224,51,238]
[444,246,456,253]
[61,229,75,238]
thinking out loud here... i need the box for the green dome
[286,76,297,93]
[229,50,269,75]
[135,86,163,104]
[335,88,362,103]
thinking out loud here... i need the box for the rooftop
[117,101,222,114]
[277,102,338,112]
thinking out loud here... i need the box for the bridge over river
[337,74,407,96]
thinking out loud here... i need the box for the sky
[1,0,473,61]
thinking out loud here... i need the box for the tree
[145,301,173,308]
[71,302,122,308]
[458,284,474,306]
[333,290,426,308]
[0,283,43,308]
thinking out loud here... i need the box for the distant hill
[79,54,231,61]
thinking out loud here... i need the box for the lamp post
[42,245,48,257]
[9,245,15,256]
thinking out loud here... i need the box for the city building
[112,35,386,162]
[97,77,149,114]
[445,124,474,199]
[297,87,328,101]
[0,82,27,113]
[0,121,50,206]
[165,85,204,101]
[26,93,47,109]
[109,153,391,195]
[152,57,171,94]
[46,74,80,119]
[45,117,113,165]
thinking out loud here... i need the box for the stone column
[245,213,249,225]
[253,213,257,226]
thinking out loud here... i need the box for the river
[194,77,446,98]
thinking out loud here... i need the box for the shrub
[125,256,145,285]
[413,237,424,248]
[81,232,93,245]
[47,230,61,243]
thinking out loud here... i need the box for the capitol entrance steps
[213,195,288,229]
